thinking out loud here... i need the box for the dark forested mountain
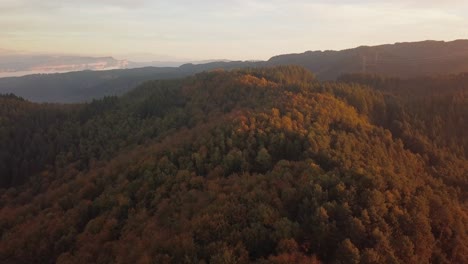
[1,40,468,103]
[0,67,186,103]
[0,66,466,263]
[268,40,468,79]
[0,61,259,103]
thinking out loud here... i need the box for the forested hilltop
[0,66,466,263]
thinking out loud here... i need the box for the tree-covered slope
[0,66,466,263]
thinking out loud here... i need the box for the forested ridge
[0,66,466,263]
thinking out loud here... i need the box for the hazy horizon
[1,38,467,64]
[2,0,468,61]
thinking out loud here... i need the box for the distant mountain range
[127,59,232,69]
[1,40,468,102]
[0,61,259,103]
[267,39,468,79]
[0,52,232,78]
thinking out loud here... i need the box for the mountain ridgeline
[1,40,468,103]
[268,39,468,79]
[0,66,466,263]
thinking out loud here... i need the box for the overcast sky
[1,0,467,60]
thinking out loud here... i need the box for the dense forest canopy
[0,66,466,263]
